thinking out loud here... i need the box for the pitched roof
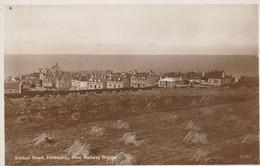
[89,76,106,82]
[203,71,224,79]
[51,63,62,72]
[124,73,133,78]
[160,77,177,82]
[187,72,202,76]
[108,75,125,81]
[133,73,150,78]
[164,73,179,77]
[5,82,20,89]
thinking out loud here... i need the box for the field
[5,83,259,165]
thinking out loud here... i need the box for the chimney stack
[202,69,205,77]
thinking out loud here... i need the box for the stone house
[107,73,130,89]
[130,70,156,88]
[88,75,107,89]
[200,70,232,86]
[4,81,22,94]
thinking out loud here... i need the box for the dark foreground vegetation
[5,82,259,165]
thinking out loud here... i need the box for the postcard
[1,1,259,165]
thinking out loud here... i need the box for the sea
[4,54,258,78]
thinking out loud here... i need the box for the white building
[71,79,89,90]
[158,77,179,88]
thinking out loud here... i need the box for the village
[4,63,243,94]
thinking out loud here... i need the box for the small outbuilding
[4,81,22,94]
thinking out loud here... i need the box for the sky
[4,5,258,55]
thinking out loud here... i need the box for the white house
[158,77,179,88]
[71,79,88,90]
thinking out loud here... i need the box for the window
[109,84,112,87]
[8,89,14,93]
[142,77,145,81]
[118,85,120,88]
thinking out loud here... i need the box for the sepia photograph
[2,2,259,165]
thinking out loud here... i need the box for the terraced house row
[4,63,240,94]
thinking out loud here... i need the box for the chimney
[19,84,22,93]
[56,62,58,66]
[134,70,137,74]
[150,70,153,75]
[222,70,225,78]
[202,69,205,77]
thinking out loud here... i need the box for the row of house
[70,70,159,90]
[70,69,234,90]
[158,70,233,88]
[4,63,237,94]
[71,73,131,90]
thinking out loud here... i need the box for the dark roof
[108,75,125,81]
[203,71,224,79]
[5,82,20,89]
[133,73,150,78]
[80,76,90,81]
[123,73,132,78]
[187,72,202,76]
[159,72,201,79]
[164,73,179,77]
[51,63,62,72]
[89,76,106,82]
